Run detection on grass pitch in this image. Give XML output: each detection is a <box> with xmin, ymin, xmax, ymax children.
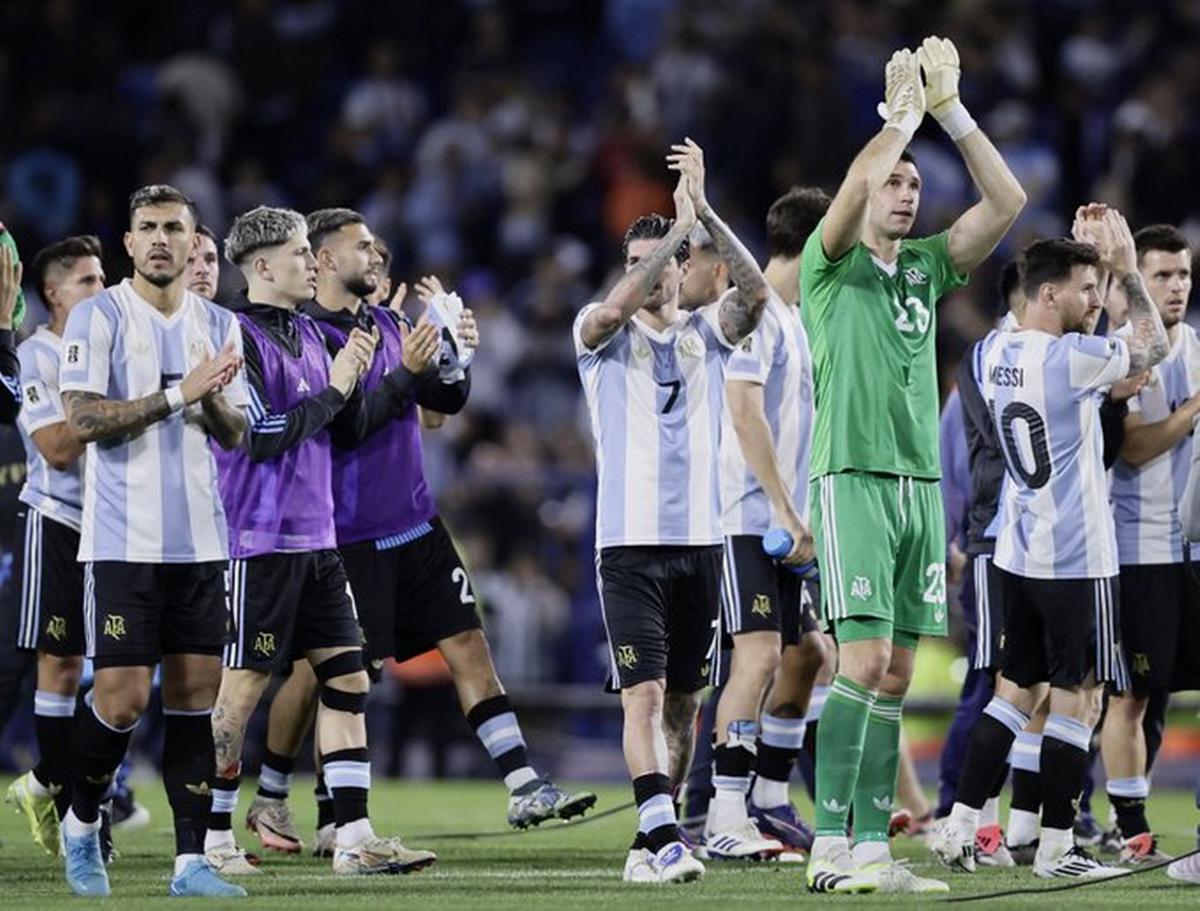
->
<box><xmin>2</xmin><ymin>775</ymin><xmax>1197</xmax><ymax>908</ymax></box>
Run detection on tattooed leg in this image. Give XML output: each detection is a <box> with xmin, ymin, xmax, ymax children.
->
<box><xmin>663</xmin><ymin>690</ymin><xmax>703</xmax><ymax>789</ymax></box>
<box><xmin>211</xmin><ymin>669</ymin><xmax>271</xmax><ymax>778</ymax></box>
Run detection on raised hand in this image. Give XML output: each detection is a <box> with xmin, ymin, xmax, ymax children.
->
<box><xmin>671</xmin><ymin>170</ymin><xmax>697</xmax><ymax>232</ymax></box>
<box><xmin>876</xmin><ymin>48</ymin><xmax>926</xmax><ymax>139</ymax></box>
<box><xmin>0</xmin><ymin>240</ymin><xmax>23</xmax><ymax>330</ymax></box>
<box><xmin>917</xmin><ymin>36</ymin><xmax>961</xmax><ymax>117</ymax></box>
<box><xmin>666</xmin><ymin>137</ymin><xmax>709</xmax><ymax>217</ymax></box>
<box><xmin>457</xmin><ymin>308</ymin><xmax>479</xmax><ymax>351</ymax></box>
<box><xmin>400</xmin><ymin>318</ymin><xmax>440</xmax><ymax>373</ymax></box>
<box><xmin>415</xmin><ymin>275</ymin><xmax>446</xmax><ymax>304</ymax></box>
<box><xmin>330</xmin><ymin>327</ymin><xmax>377</xmax><ymax>395</ymax></box>
<box><xmin>387</xmin><ymin>281</ymin><xmax>408</xmax><ymax>316</ymax></box>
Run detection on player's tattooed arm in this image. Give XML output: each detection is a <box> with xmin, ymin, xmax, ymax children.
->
<box><xmin>701</xmin><ymin>211</ymin><xmax>770</xmax><ymax>343</ymax></box>
<box><xmin>201</xmin><ymin>393</ymin><xmax>247</xmax><ymax>451</ymax></box>
<box><xmin>667</xmin><ymin>138</ymin><xmax>769</xmax><ymax>342</ymax></box>
<box><xmin>1122</xmin><ymin>271</ymin><xmax>1170</xmax><ymax>374</ymax></box>
<box><xmin>62</xmin><ymin>390</ymin><xmax>172</xmax><ymax>443</ymax></box>
<box><xmin>579</xmin><ymin>174</ymin><xmax>696</xmax><ymax>350</ymax></box>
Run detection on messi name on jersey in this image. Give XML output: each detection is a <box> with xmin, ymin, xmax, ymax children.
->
<box><xmin>988</xmin><ymin>364</ymin><xmax>1025</xmax><ymax>388</ymax></box>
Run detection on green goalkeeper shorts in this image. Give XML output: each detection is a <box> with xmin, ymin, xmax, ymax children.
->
<box><xmin>810</xmin><ymin>471</ymin><xmax>948</xmax><ymax>638</ymax></box>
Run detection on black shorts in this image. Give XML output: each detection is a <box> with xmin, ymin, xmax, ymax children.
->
<box><xmin>224</xmin><ymin>551</ymin><xmax>363</xmax><ymax>673</ymax></box>
<box><xmin>14</xmin><ymin>507</ymin><xmax>85</xmax><ymax>656</ymax></box>
<box><xmin>970</xmin><ymin>554</ymin><xmax>1006</xmax><ymax>672</ymax></box>
<box><xmin>597</xmin><ymin>545</ymin><xmax>722</xmax><ymax>692</ymax></box>
<box><xmin>340</xmin><ymin>518</ymin><xmax>481</xmax><ymax>668</ymax></box>
<box><xmin>1117</xmin><ymin>563</ymin><xmax>1200</xmax><ymax>694</ymax></box>
<box><xmin>997</xmin><ymin>568</ymin><xmax>1128</xmax><ymax>690</ymax></box>
<box><xmin>86</xmin><ymin>560</ymin><xmax>228</xmax><ymax>669</ymax></box>
<box><xmin>720</xmin><ymin>535</ymin><xmax>818</xmax><ymax>648</ymax></box>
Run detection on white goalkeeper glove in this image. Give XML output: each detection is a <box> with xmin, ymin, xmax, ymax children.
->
<box><xmin>917</xmin><ymin>36</ymin><xmax>977</xmax><ymax>141</ymax></box>
<box><xmin>423</xmin><ymin>289</ymin><xmax>474</xmax><ymax>382</ymax></box>
<box><xmin>874</xmin><ymin>49</ymin><xmax>926</xmax><ymax>142</ymax></box>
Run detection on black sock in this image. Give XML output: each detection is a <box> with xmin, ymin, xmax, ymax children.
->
<box><xmin>956</xmin><ymin>713</ymin><xmax>1018</xmax><ymax>810</ymax></box>
<box><xmin>712</xmin><ymin>742</ymin><xmax>754</xmax><ymax>780</ymax></box>
<box><xmin>1011</xmin><ymin>768</ymin><xmax>1041</xmax><ymax>813</ymax></box>
<box><xmin>33</xmin><ymin>700</ymin><xmax>77</xmax><ymax>820</ymax></box>
<box><xmin>208</xmin><ymin>776</ymin><xmax>239</xmax><ymax>834</ymax></box>
<box><xmin>315</xmin><ymin>773</ymin><xmax>335</xmax><ymax>829</ymax></box>
<box><xmin>1111</xmin><ymin>795</ymin><xmax>1150</xmax><ymax>838</ymax></box>
<box><xmin>1143</xmin><ymin>689</ymin><xmax>1169</xmax><ymax>773</ymax></box>
<box><xmin>71</xmin><ymin>702</ymin><xmax>135</xmax><ymax>825</ymax></box>
<box><xmin>163</xmin><ymin>710</ymin><xmax>215</xmax><ymax>855</ymax></box>
<box><xmin>1040</xmin><ymin>737</ymin><xmax>1089</xmax><ymax>830</ymax></box>
<box><xmin>989</xmin><ymin>761</ymin><xmax>1010</xmax><ymax>799</ymax></box>
<box><xmin>755</xmin><ymin>741</ymin><xmax>795</xmax><ymax>784</ymax></box>
<box><xmin>322</xmin><ymin>748</ymin><xmax>370</xmax><ymax>826</ymax></box>
<box><xmin>797</xmin><ymin>720</ymin><xmax>818</xmax><ymax>800</ymax></box>
<box><xmin>257</xmin><ymin>749</ymin><xmax>295</xmax><ymax>800</ymax></box>
<box><xmin>465</xmin><ymin>694</ymin><xmax>533</xmax><ymax>780</ymax></box>
<box><xmin>633</xmin><ymin>772</ymin><xmax>678</xmax><ymax>853</ymax></box>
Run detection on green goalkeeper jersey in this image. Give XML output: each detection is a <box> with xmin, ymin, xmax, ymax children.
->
<box><xmin>801</xmin><ymin>219</ymin><xmax>967</xmax><ymax>480</ymax></box>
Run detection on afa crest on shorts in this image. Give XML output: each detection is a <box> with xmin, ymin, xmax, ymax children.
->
<box><xmin>616</xmin><ymin>644</ymin><xmax>638</xmax><ymax>670</ymax></box>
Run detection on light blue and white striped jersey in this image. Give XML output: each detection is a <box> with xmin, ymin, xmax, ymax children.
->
<box><xmin>719</xmin><ymin>290</ymin><xmax>814</xmax><ymax>535</ymax></box>
<box><xmin>1110</xmin><ymin>324</ymin><xmax>1200</xmax><ymax>564</ymax></box>
<box><xmin>17</xmin><ymin>327</ymin><xmax>83</xmax><ymax>530</ymax></box>
<box><xmin>59</xmin><ymin>280</ymin><xmax>249</xmax><ymax>563</ymax></box>
<box><xmin>979</xmin><ymin>328</ymin><xmax>1129</xmax><ymax>579</ymax></box>
<box><xmin>574</xmin><ymin>298</ymin><xmax>734</xmax><ymax>548</ymax></box>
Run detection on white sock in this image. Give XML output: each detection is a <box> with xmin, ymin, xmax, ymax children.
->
<box><xmin>948</xmin><ymin>801</ymin><xmax>981</xmax><ymax>837</ymax></box>
<box><xmin>504</xmin><ymin>768</ymin><xmax>539</xmax><ymax>792</ymax></box>
<box><xmin>708</xmin><ymin>789</ymin><xmax>748</xmax><ymax>832</ymax></box>
<box><xmin>750</xmin><ymin>776</ymin><xmax>788</xmax><ymax>809</ymax></box>
<box><xmin>810</xmin><ymin>834</ymin><xmax>848</xmax><ymax>862</ymax></box>
<box><xmin>174</xmin><ymin>853</ymin><xmax>201</xmax><ymax>876</ymax></box>
<box><xmin>204</xmin><ymin>828</ymin><xmax>236</xmax><ymax>852</ymax></box>
<box><xmin>851</xmin><ymin>840</ymin><xmax>891</xmax><ymax>866</ymax></box>
<box><xmin>1006</xmin><ymin>808</ymin><xmax>1039</xmax><ymax>846</ymax></box>
<box><xmin>1037</xmin><ymin>825</ymin><xmax>1073</xmax><ymax>861</ymax></box>
<box><xmin>27</xmin><ymin>772</ymin><xmax>52</xmax><ymax>797</ymax></box>
<box><xmin>981</xmin><ymin>797</ymin><xmax>1000</xmax><ymax>828</ymax></box>
<box><xmin>63</xmin><ymin>809</ymin><xmax>100</xmax><ymax>839</ymax></box>
<box><xmin>336</xmin><ymin>817</ymin><xmax>375</xmax><ymax>848</ymax></box>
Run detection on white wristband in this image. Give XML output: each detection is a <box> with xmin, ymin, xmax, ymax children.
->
<box><xmin>933</xmin><ymin>100</ymin><xmax>978</xmax><ymax>141</ymax></box>
<box><xmin>165</xmin><ymin>385</ymin><xmax>186</xmax><ymax>413</ymax></box>
<box><xmin>885</xmin><ymin>109</ymin><xmax>922</xmax><ymax>142</ymax></box>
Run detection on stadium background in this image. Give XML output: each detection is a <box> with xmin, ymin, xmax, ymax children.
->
<box><xmin>0</xmin><ymin>0</ymin><xmax>1197</xmax><ymax>786</ymax></box>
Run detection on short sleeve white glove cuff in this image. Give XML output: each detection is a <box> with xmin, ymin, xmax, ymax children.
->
<box><xmin>885</xmin><ymin>109</ymin><xmax>923</xmax><ymax>142</ymax></box>
<box><xmin>933</xmin><ymin>101</ymin><xmax>978</xmax><ymax>141</ymax></box>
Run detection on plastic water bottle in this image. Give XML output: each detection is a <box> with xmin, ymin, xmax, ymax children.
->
<box><xmin>762</xmin><ymin>529</ymin><xmax>819</xmax><ymax>580</ymax></box>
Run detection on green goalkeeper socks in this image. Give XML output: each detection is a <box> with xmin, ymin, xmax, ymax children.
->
<box><xmin>853</xmin><ymin>693</ymin><xmax>903</xmax><ymax>843</ymax></box>
<box><xmin>813</xmin><ymin>675</ymin><xmax>875</xmax><ymax>836</ymax></box>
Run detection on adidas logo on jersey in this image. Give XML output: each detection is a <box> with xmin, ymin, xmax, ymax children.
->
<box><xmin>297</xmin><ymin>377</ymin><xmax>311</xmax><ymax>394</ymax></box>
<box><xmin>850</xmin><ymin>576</ymin><xmax>873</xmax><ymax>601</ymax></box>
<box><xmin>904</xmin><ymin>268</ymin><xmax>928</xmax><ymax>285</ymax></box>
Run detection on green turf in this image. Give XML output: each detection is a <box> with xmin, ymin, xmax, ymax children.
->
<box><xmin>2</xmin><ymin>775</ymin><xmax>1197</xmax><ymax>908</ymax></box>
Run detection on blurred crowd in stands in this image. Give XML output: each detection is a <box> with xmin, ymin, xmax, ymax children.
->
<box><xmin>1</xmin><ymin>0</ymin><xmax>1198</xmax><ymax>691</ymax></box>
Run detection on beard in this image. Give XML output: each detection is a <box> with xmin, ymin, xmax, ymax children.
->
<box><xmin>136</xmin><ymin>262</ymin><xmax>183</xmax><ymax>288</ymax></box>
<box><xmin>344</xmin><ymin>272</ymin><xmax>378</xmax><ymax>299</ymax></box>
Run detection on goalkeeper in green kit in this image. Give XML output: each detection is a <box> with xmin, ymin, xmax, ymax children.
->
<box><xmin>802</xmin><ymin>38</ymin><xmax>1026</xmax><ymax>894</ymax></box>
